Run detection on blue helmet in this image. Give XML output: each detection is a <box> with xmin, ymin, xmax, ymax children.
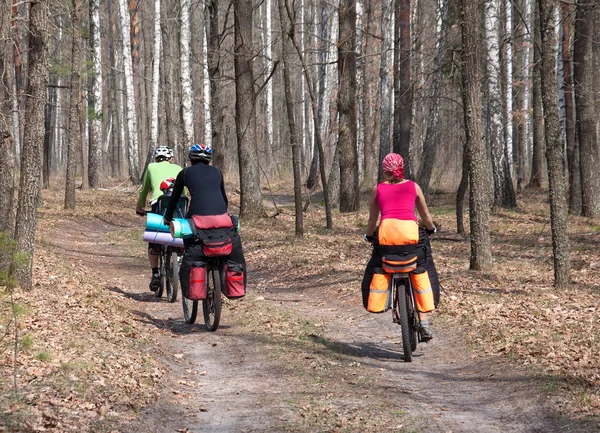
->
<box><xmin>189</xmin><ymin>143</ymin><xmax>212</xmax><ymax>163</ymax></box>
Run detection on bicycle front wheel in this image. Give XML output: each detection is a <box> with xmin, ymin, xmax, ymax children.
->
<box><xmin>165</xmin><ymin>249</ymin><xmax>179</xmax><ymax>303</ymax></box>
<box><xmin>155</xmin><ymin>249</ymin><xmax>165</xmax><ymax>298</ymax></box>
<box><xmin>396</xmin><ymin>282</ymin><xmax>413</xmax><ymax>362</ymax></box>
<box><xmin>202</xmin><ymin>267</ymin><xmax>222</xmax><ymax>332</ymax></box>
<box><xmin>182</xmin><ymin>294</ymin><xmax>198</xmax><ymax>324</ymax></box>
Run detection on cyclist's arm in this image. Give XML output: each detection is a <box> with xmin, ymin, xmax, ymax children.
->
<box><xmin>136</xmin><ymin>168</ymin><xmax>152</xmax><ymax>211</ymax></box>
<box><xmin>365</xmin><ymin>185</ymin><xmax>379</xmax><ymax>237</ymax></box>
<box><xmin>415</xmin><ymin>183</ymin><xmax>435</xmax><ymax>231</ymax></box>
<box><xmin>164</xmin><ymin>170</ymin><xmax>185</xmax><ymax>222</ymax></box>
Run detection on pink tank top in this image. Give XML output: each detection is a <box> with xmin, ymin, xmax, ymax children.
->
<box><xmin>376</xmin><ymin>181</ymin><xmax>418</xmax><ymax>222</ymax></box>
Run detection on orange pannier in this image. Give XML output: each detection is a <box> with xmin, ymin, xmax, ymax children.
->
<box><xmin>367</xmin><ymin>268</ymin><xmax>391</xmax><ymax>313</ymax></box>
<box><xmin>410</xmin><ymin>268</ymin><xmax>435</xmax><ymax>313</ymax></box>
<box><xmin>378</xmin><ymin>219</ymin><xmax>419</xmax><ymax>246</ymax></box>
<box><xmin>382</xmin><ymin>254</ymin><xmax>418</xmax><ymax>274</ymax></box>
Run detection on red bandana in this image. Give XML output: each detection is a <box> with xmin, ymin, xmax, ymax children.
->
<box><xmin>382</xmin><ymin>153</ymin><xmax>405</xmax><ymax>179</ymax></box>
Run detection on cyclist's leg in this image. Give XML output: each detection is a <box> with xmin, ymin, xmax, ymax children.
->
<box><xmin>147</xmin><ymin>202</ymin><xmax>162</xmax><ymax>291</ymax></box>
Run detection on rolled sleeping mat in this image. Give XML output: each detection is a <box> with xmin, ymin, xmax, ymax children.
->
<box><xmin>143</xmin><ymin>230</ymin><xmax>184</xmax><ymax>247</ymax></box>
<box><xmin>146</xmin><ymin>212</ymin><xmax>171</xmax><ymax>233</ymax></box>
<box><xmin>170</xmin><ymin>218</ymin><xmax>194</xmax><ymax>239</ymax></box>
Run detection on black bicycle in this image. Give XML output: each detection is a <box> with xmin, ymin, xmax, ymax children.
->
<box><xmin>182</xmin><ymin>257</ymin><xmax>226</xmax><ymax>331</ymax></box>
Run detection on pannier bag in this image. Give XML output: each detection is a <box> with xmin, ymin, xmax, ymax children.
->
<box><xmin>224</xmin><ymin>261</ymin><xmax>245</xmax><ymax>299</ymax></box>
<box><xmin>378</xmin><ymin>219</ymin><xmax>419</xmax><ymax>246</ymax></box>
<box><xmin>367</xmin><ymin>268</ymin><xmax>391</xmax><ymax>313</ymax></box>
<box><xmin>203</xmin><ymin>237</ymin><xmax>233</xmax><ymax>257</ymax></box>
<box><xmin>188</xmin><ymin>261</ymin><xmax>207</xmax><ymax>300</ymax></box>
<box><xmin>410</xmin><ymin>267</ymin><xmax>435</xmax><ymax>313</ymax></box>
<box><xmin>382</xmin><ymin>254</ymin><xmax>418</xmax><ymax>273</ymax></box>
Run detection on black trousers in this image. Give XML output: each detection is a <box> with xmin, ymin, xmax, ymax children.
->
<box><xmin>361</xmin><ymin>228</ymin><xmax>441</xmax><ymax>309</ymax></box>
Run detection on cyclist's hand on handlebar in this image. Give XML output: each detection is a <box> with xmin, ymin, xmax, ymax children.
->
<box><xmin>363</xmin><ymin>233</ymin><xmax>374</xmax><ymax>243</ymax></box>
<box><xmin>136</xmin><ymin>206</ymin><xmax>146</xmax><ymax>216</ymax></box>
<box><xmin>425</xmin><ymin>225</ymin><xmax>437</xmax><ymax>235</ymax></box>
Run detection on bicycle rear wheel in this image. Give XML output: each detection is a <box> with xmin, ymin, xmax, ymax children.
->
<box><xmin>155</xmin><ymin>249</ymin><xmax>165</xmax><ymax>298</ymax></box>
<box><xmin>202</xmin><ymin>267</ymin><xmax>222</xmax><ymax>331</ymax></box>
<box><xmin>396</xmin><ymin>282</ymin><xmax>413</xmax><ymax>362</ymax></box>
<box><xmin>182</xmin><ymin>294</ymin><xmax>198</xmax><ymax>324</ymax></box>
<box><xmin>165</xmin><ymin>249</ymin><xmax>179</xmax><ymax>302</ymax></box>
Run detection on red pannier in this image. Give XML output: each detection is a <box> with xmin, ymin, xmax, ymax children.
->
<box><xmin>224</xmin><ymin>261</ymin><xmax>245</xmax><ymax>299</ymax></box>
<box><xmin>188</xmin><ymin>262</ymin><xmax>207</xmax><ymax>300</ymax></box>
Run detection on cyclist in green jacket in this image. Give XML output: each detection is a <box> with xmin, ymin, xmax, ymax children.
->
<box><xmin>136</xmin><ymin>146</ymin><xmax>183</xmax><ymax>291</ymax></box>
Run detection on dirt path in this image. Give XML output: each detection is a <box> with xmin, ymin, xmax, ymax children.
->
<box><xmin>48</xmin><ymin>215</ymin><xmax>594</xmax><ymax>433</ymax></box>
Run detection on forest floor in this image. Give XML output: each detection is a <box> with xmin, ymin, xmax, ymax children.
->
<box><xmin>1</xmin><ymin>184</ymin><xmax>599</xmax><ymax>433</ymax></box>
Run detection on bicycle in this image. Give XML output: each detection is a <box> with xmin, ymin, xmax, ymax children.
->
<box><xmin>182</xmin><ymin>257</ymin><xmax>226</xmax><ymax>331</ymax></box>
<box><xmin>381</xmin><ymin>254</ymin><xmax>423</xmax><ymax>362</ymax></box>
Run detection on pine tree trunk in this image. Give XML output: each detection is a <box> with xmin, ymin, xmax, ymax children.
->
<box><xmin>65</xmin><ymin>0</ymin><xmax>84</xmax><ymax>210</ymax></box>
<box><xmin>14</xmin><ymin>0</ymin><xmax>50</xmax><ymax>289</ymax></box>
<box><xmin>338</xmin><ymin>0</ymin><xmax>359</xmax><ymax>212</ymax></box>
<box><xmin>118</xmin><ymin>0</ymin><xmax>140</xmax><ymax>181</ymax></box>
<box><xmin>88</xmin><ymin>0</ymin><xmax>103</xmax><ymax>188</ymax></box>
<box><xmin>529</xmin><ymin>0</ymin><xmax>546</xmax><ymax>189</ymax></box>
<box><xmin>278</xmin><ymin>0</ymin><xmax>303</xmax><ymax>237</ymax></box>
<box><xmin>180</xmin><ymin>0</ymin><xmax>194</xmax><ymax>148</ymax></box>
<box><xmin>461</xmin><ymin>0</ymin><xmax>492</xmax><ymax>270</ymax></box>
<box><xmin>234</xmin><ymin>0</ymin><xmax>264</xmax><ymax>217</ymax></box>
<box><xmin>538</xmin><ymin>0</ymin><xmax>570</xmax><ymax>289</ymax></box>
<box><xmin>573</xmin><ymin>1</ymin><xmax>599</xmax><ymax>218</ymax></box>
<box><xmin>392</xmin><ymin>0</ymin><xmax>412</xmax><ymax>177</ymax></box>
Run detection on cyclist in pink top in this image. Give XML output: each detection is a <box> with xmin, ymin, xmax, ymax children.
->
<box><xmin>362</xmin><ymin>153</ymin><xmax>439</xmax><ymax>341</ymax></box>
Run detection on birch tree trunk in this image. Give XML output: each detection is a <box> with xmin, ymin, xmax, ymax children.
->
<box><xmin>180</xmin><ymin>0</ymin><xmax>194</xmax><ymax>148</ymax></box>
<box><xmin>511</xmin><ymin>0</ymin><xmax>526</xmax><ymax>192</ymax></box>
<box><xmin>88</xmin><ymin>0</ymin><xmax>102</xmax><ymax>188</ymax></box>
<box><xmin>378</xmin><ymin>0</ymin><xmax>392</xmax><ymax>181</ymax></box>
<box><xmin>461</xmin><ymin>0</ymin><xmax>492</xmax><ymax>270</ymax></box>
<box><xmin>118</xmin><ymin>0</ymin><xmax>140</xmax><ymax>181</ymax></box>
<box><xmin>538</xmin><ymin>0</ymin><xmax>570</xmax><ymax>289</ymax></box>
<box><xmin>338</xmin><ymin>0</ymin><xmax>359</xmax><ymax>212</ymax></box>
<box><xmin>234</xmin><ymin>0</ymin><xmax>264</xmax><ymax>217</ymax></box>
<box><xmin>278</xmin><ymin>0</ymin><xmax>303</xmax><ymax>237</ymax></box>
<box><xmin>14</xmin><ymin>0</ymin><xmax>50</xmax><ymax>289</ymax></box>
<box><xmin>266</xmin><ymin>0</ymin><xmax>273</xmax><ymax>151</ymax></box>
<box><xmin>573</xmin><ymin>0</ymin><xmax>599</xmax><ymax>218</ymax></box>
<box><xmin>65</xmin><ymin>0</ymin><xmax>84</xmax><ymax>210</ymax></box>
<box><xmin>149</xmin><ymin>0</ymin><xmax>161</xmax><ymax>152</ymax></box>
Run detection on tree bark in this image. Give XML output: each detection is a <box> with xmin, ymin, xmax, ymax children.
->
<box><xmin>392</xmin><ymin>0</ymin><xmax>412</xmax><ymax>178</ymax></box>
<box><xmin>88</xmin><ymin>0</ymin><xmax>103</xmax><ymax>188</ymax></box>
<box><xmin>461</xmin><ymin>0</ymin><xmax>492</xmax><ymax>270</ymax></box>
<box><xmin>278</xmin><ymin>0</ymin><xmax>303</xmax><ymax>237</ymax></box>
<box><xmin>206</xmin><ymin>0</ymin><xmax>225</xmax><ymax>171</ymax></box>
<box><xmin>573</xmin><ymin>0</ymin><xmax>599</xmax><ymax>217</ymax></box>
<box><xmin>529</xmin><ymin>0</ymin><xmax>546</xmax><ymax>189</ymax></box>
<box><xmin>234</xmin><ymin>0</ymin><xmax>264</xmax><ymax>217</ymax></box>
<box><xmin>538</xmin><ymin>0</ymin><xmax>570</xmax><ymax>289</ymax></box>
<box><xmin>180</xmin><ymin>0</ymin><xmax>194</xmax><ymax>148</ymax></box>
<box><xmin>511</xmin><ymin>0</ymin><xmax>527</xmax><ymax>192</ymax></box>
<box><xmin>14</xmin><ymin>0</ymin><xmax>50</xmax><ymax>289</ymax></box>
<box><xmin>65</xmin><ymin>0</ymin><xmax>84</xmax><ymax>210</ymax></box>
<box><xmin>337</xmin><ymin>0</ymin><xmax>359</xmax><ymax>212</ymax></box>
<box><xmin>378</xmin><ymin>0</ymin><xmax>392</xmax><ymax>181</ymax></box>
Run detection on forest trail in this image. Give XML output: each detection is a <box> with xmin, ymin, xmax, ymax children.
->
<box><xmin>47</xmin><ymin>212</ymin><xmax>594</xmax><ymax>433</ymax></box>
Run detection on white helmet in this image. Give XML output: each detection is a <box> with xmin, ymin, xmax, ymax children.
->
<box><xmin>154</xmin><ymin>146</ymin><xmax>173</xmax><ymax>160</ymax></box>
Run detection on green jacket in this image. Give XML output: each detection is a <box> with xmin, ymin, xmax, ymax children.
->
<box><xmin>136</xmin><ymin>161</ymin><xmax>183</xmax><ymax>208</ymax></box>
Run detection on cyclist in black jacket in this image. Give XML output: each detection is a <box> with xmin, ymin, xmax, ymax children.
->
<box><xmin>164</xmin><ymin>144</ymin><xmax>246</xmax><ymax>297</ymax></box>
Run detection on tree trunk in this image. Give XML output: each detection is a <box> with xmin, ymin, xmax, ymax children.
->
<box><xmin>88</xmin><ymin>0</ymin><xmax>103</xmax><ymax>188</ymax></box>
<box><xmin>456</xmin><ymin>141</ymin><xmax>469</xmax><ymax>235</ymax></box>
<box><xmin>511</xmin><ymin>0</ymin><xmax>527</xmax><ymax>192</ymax></box>
<box><xmin>337</xmin><ymin>0</ymin><xmax>359</xmax><ymax>212</ymax></box>
<box><xmin>118</xmin><ymin>0</ymin><xmax>140</xmax><ymax>181</ymax></box>
<box><xmin>538</xmin><ymin>0</ymin><xmax>570</xmax><ymax>289</ymax></box>
<box><xmin>180</xmin><ymin>0</ymin><xmax>194</xmax><ymax>148</ymax></box>
<box><xmin>234</xmin><ymin>0</ymin><xmax>264</xmax><ymax>217</ymax></box>
<box><xmin>65</xmin><ymin>0</ymin><xmax>84</xmax><ymax>210</ymax></box>
<box><xmin>529</xmin><ymin>0</ymin><xmax>546</xmax><ymax>189</ymax></box>
<box><xmin>0</xmin><ymin>3</ymin><xmax>15</xmax><ymax>235</ymax></box>
<box><xmin>11</xmin><ymin>0</ymin><xmax>22</xmax><ymax>157</ymax></box>
<box><xmin>461</xmin><ymin>0</ymin><xmax>492</xmax><ymax>270</ymax></box>
<box><xmin>14</xmin><ymin>0</ymin><xmax>50</xmax><ymax>289</ymax></box>
<box><xmin>150</xmin><ymin>0</ymin><xmax>161</xmax><ymax>153</ymax></box>
<box><xmin>207</xmin><ymin>0</ymin><xmax>225</xmax><ymax>171</ymax></box>
<box><xmin>43</xmin><ymin>74</ymin><xmax>56</xmax><ymax>189</ymax></box>
<box><xmin>278</xmin><ymin>0</ymin><xmax>303</xmax><ymax>237</ymax></box>
<box><xmin>378</xmin><ymin>0</ymin><xmax>392</xmax><ymax>181</ymax></box>
<box><xmin>392</xmin><ymin>0</ymin><xmax>412</xmax><ymax>178</ymax></box>
<box><xmin>573</xmin><ymin>0</ymin><xmax>599</xmax><ymax>217</ymax></box>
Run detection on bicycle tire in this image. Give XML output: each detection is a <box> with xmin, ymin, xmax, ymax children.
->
<box><xmin>155</xmin><ymin>249</ymin><xmax>165</xmax><ymax>298</ymax></box>
<box><xmin>165</xmin><ymin>249</ymin><xmax>179</xmax><ymax>303</ymax></box>
<box><xmin>182</xmin><ymin>294</ymin><xmax>198</xmax><ymax>324</ymax></box>
<box><xmin>396</xmin><ymin>282</ymin><xmax>413</xmax><ymax>362</ymax></box>
<box><xmin>202</xmin><ymin>267</ymin><xmax>222</xmax><ymax>332</ymax></box>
